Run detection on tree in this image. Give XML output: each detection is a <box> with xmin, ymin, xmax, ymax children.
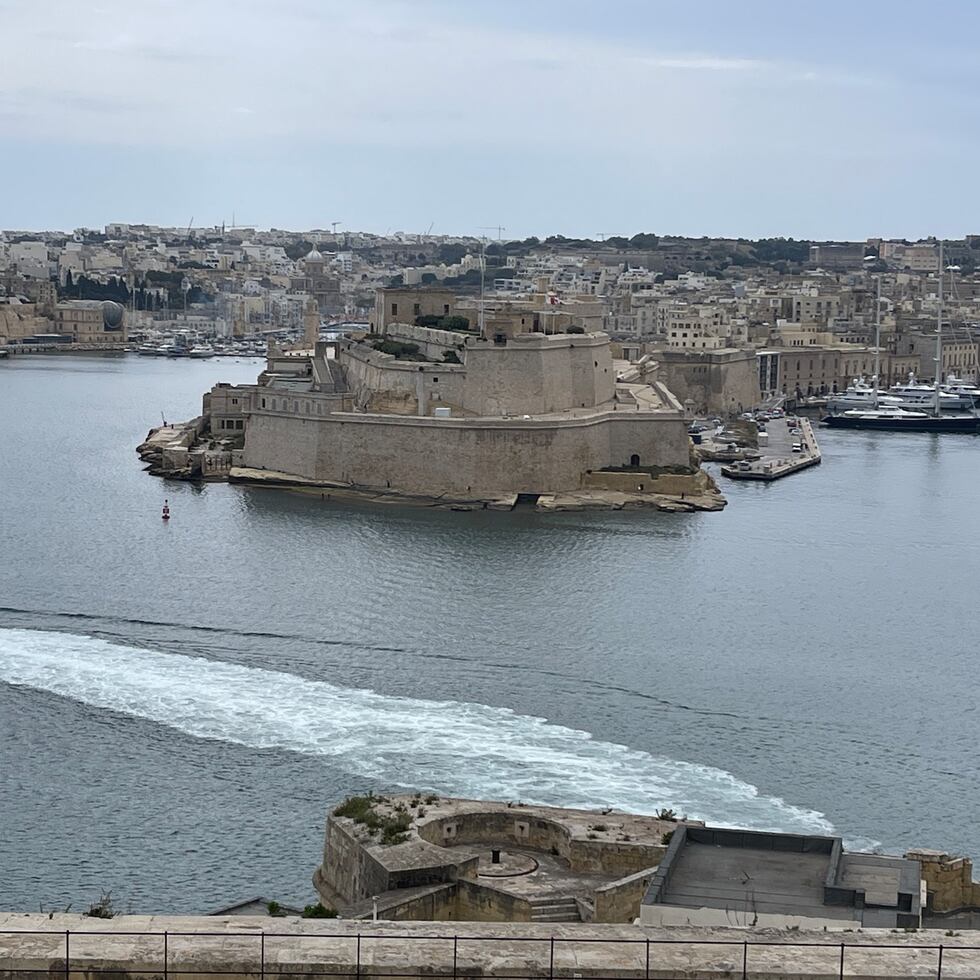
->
<box><xmin>437</xmin><ymin>243</ymin><xmax>468</xmax><ymax>264</ymax></box>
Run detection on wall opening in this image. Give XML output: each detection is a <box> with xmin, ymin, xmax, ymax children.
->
<box><xmin>630</xmin><ymin>454</ymin><xmax>640</xmax><ymax>467</ymax></box>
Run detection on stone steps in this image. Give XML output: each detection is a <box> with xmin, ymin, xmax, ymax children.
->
<box><xmin>529</xmin><ymin>897</ymin><xmax>581</xmax><ymax>923</ymax></box>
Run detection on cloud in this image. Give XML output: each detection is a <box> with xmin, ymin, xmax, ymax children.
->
<box><xmin>642</xmin><ymin>55</ymin><xmax>765</xmax><ymax>71</ymax></box>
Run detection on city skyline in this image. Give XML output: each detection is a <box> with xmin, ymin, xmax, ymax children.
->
<box><xmin>4</xmin><ymin>0</ymin><xmax>979</xmax><ymax>239</ymax></box>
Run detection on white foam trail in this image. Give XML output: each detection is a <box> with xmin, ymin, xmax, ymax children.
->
<box><xmin>0</xmin><ymin>628</ymin><xmax>835</xmax><ymax>834</ymax></box>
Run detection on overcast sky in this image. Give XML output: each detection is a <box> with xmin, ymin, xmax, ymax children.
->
<box><xmin>3</xmin><ymin>0</ymin><xmax>978</xmax><ymax>239</ymax></box>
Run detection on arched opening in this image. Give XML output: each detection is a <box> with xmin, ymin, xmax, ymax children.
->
<box><xmin>630</xmin><ymin>453</ymin><xmax>640</xmax><ymax>467</ymax></box>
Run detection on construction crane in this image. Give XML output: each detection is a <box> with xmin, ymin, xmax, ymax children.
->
<box><xmin>331</xmin><ymin>221</ymin><xmax>342</xmax><ymax>235</ymax></box>
<box><xmin>479</xmin><ymin>225</ymin><xmax>506</xmax><ymax>241</ymax></box>
<box><xmin>186</xmin><ymin>217</ymin><xmax>194</xmax><ymax>242</ymax></box>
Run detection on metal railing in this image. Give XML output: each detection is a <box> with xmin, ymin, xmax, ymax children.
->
<box><xmin>2</xmin><ymin>928</ymin><xmax>979</xmax><ymax>980</ymax></box>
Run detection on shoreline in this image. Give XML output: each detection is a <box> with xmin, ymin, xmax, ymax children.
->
<box><xmin>137</xmin><ymin>422</ymin><xmax>727</xmax><ymax>514</ymax></box>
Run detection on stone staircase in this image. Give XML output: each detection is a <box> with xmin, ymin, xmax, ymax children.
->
<box><xmin>529</xmin><ymin>896</ymin><xmax>581</xmax><ymax>923</ymax></box>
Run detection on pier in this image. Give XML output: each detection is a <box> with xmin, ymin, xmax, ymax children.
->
<box><xmin>721</xmin><ymin>417</ymin><xmax>821</xmax><ymax>481</ymax></box>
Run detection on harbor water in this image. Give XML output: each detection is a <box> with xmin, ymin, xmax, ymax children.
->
<box><xmin>0</xmin><ymin>354</ymin><xmax>978</xmax><ymax>913</ymax></box>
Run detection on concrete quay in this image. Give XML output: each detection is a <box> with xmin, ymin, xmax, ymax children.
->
<box><xmin>721</xmin><ymin>417</ymin><xmax>821</xmax><ymax>482</ymax></box>
<box><xmin>1</xmin><ymin>913</ymin><xmax>978</xmax><ymax>980</ymax></box>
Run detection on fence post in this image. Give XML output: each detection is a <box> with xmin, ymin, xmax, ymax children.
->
<box><xmin>839</xmin><ymin>942</ymin><xmax>845</xmax><ymax>980</ymax></box>
<box><xmin>742</xmin><ymin>940</ymin><xmax>747</xmax><ymax>980</ymax></box>
<box><xmin>65</xmin><ymin>930</ymin><xmax>70</xmax><ymax>980</ymax></box>
<box><xmin>356</xmin><ymin>934</ymin><xmax>361</xmax><ymax>980</ymax></box>
<box><xmin>260</xmin><ymin>932</ymin><xmax>265</xmax><ymax>980</ymax></box>
<box><xmin>164</xmin><ymin>931</ymin><xmax>168</xmax><ymax>980</ymax></box>
<box><xmin>937</xmin><ymin>944</ymin><xmax>944</xmax><ymax>980</ymax></box>
<box><xmin>549</xmin><ymin>936</ymin><xmax>555</xmax><ymax>980</ymax></box>
<box><xmin>452</xmin><ymin>936</ymin><xmax>457</xmax><ymax>980</ymax></box>
<box><xmin>645</xmin><ymin>938</ymin><xmax>650</xmax><ymax>980</ymax></box>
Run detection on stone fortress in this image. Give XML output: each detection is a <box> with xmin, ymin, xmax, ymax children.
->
<box><xmin>143</xmin><ymin>290</ymin><xmax>725</xmax><ymax>511</ymax></box>
<box><xmin>313</xmin><ymin>794</ymin><xmax>948</xmax><ymax>931</ymax></box>
<box><xmin>314</xmin><ymin>795</ymin><xmax>679</xmax><ymax>924</ymax></box>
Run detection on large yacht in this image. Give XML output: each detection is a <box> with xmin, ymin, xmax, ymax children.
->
<box><xmin>822</xmin><ymin>244</ymin><xmax>978</xmax><ymax>433</ymax></box>
<box><xmin>942</xmin><ymin>375</ymin><xmax>980</xmax><ymax>408</ymax></box>
<box><xmin>823</xmin><ymin>404</ymin><xmax>979</xmax><ymax>433</ymax></box>
<box><xmin>888</xmin><ymin>374</ymin><xmax>972</xmax><ymax>411</ymax></box>
<box><xmin>826</xmin><ymin>377</ymin><xmax>902</xmax><ymax>413</ymax></box>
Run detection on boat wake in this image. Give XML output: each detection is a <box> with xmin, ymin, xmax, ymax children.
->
<box><xmin>0</xmin><ymin>627</ymin><xmax>837</xmax><ymax>836</ymax></box>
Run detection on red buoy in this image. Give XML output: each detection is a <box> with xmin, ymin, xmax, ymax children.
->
<box><xmin>162</xmin><ymin>499</ymin><xmax>171</xmax><ymax>521</ymax></box>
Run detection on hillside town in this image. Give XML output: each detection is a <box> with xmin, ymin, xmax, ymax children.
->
<box><xmin>3</xmin><ymin>226</ymin><xmax>980</xmax><ymax>416</ymax></box>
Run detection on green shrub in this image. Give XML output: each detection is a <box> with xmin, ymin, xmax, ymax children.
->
<box><xmin>302</xmin><ymin>902</ymin><xmax>338</xmax><ymax>919</ymax></box>
<box><xmin>655</xmin><ymin>808</ymin><xmax>677</xmax><ymax>821</ymax></box>
<box><xmin>266</xmin><ymin>900</ymin><xmax>286</xmax><ymax>917</ymax></box>
<box><xmin>661</xmin><ymin>830</ymin><xmax>674</xmax><ymax>845</ymax></box>
<box><xmin>371</xmin><ymin>339</ymin><xmax>423</xmax><ymax>360</ymax></box>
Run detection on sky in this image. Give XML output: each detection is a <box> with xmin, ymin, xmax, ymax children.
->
<box><xmin>2</xmin><ymin>0</ymin><xmax>979</xmax><ymax>240</ymax></box>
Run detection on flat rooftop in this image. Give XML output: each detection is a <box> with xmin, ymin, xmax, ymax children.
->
<box><xmin>659</xmin><ymin>836</ymin><xmax>839</xmax><ymax>920</ymax></box>
<box><xmin>644</xmin><ymin>826</ymin><xmax>921</xmax><ymax>927</ymax></box>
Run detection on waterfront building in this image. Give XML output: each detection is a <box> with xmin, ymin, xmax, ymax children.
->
<box><xmin>53</xmin><ymin>300</ymin><xmax>127</xmax><ymax>345</ymax></box>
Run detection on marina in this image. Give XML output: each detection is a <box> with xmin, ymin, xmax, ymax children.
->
<box><xmin>720</xmin><ymin>417</ymin><xmax>821</xmax><ymax>481</ymax></box>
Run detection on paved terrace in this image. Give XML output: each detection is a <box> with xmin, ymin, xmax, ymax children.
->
<box><xmin>1</xmin><ymin>914</ymin><xmax>979</xmax><ymax>980</ymax></box>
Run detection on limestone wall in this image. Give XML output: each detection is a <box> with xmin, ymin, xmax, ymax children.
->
<box><xmin>568</xmin><ymin>839</ymin><xmax>666</xmax><ymax>876</ymax></box>
<box><xmin>7</xmin><ymin>912</ymin><xmax>980</xmax><ymax>980</ymax></box>
<box><xmin>243</xmin><ymin>411</ymin><xmax>690</xmax><ymax>495</ymax></box>
<box><xmin>319</xmin><ymin>819</ymin><xmax>391</xmax><ymax>906</ymax></box>
<box><xmin>385</xmin><ymin>323</ymin><xmax>469</xmax><ymax>360</ymax></box>
<box><xmin>460</xmin><ymin>334</ymin><xmax>615</xmax><ymax>417</ymax></box>
<box><xmin>594</xmin><ymin>866</ymin><xmax>661</xmax><ymax>923</ymax></box>
<box><xmin>418</xmin><ymin>811</ymin><xmax>571</xmax><ymax>855</ymax></box>
<box><xmin>341</xmin><ymin>342</ymin><xmax>466</xmax><ymax>414</ymax></box>
<box><xmin>908</xmin><ymin>850</ymin><xmax>980</xmax><ymax>912</ymax></box>
<box><xmin>455</xmin><ymin>879</ymin><xmax>534</xmax><ymax>922</ymax></box>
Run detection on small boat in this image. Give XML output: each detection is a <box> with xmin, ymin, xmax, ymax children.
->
<box><xmin>137</xmin><ymin>344</ymin><xmax>162</xmax><ymax>356</ymax></box>
<box><xmin>188</xmin><ymin>346</ymin><xmax>214</xmax><ymax>359</ymax></box>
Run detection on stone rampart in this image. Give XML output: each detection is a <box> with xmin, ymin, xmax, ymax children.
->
<box><xmin>3</xmin><ymin>913</ymin><xmax>979</xmax><ymax>980</ymax></box>
<box><xmin>243</xmin><ymin>410</ymin><xmax>690</xmax><ymax>495</ymax></box>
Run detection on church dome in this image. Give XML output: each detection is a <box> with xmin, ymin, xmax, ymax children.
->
<box><xmin>304</xmin><ymin>248</ymin><xmax>324</xmax><ymax>262</ymax></box>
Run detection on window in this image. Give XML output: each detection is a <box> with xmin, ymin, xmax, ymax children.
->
<box><xmin>391</xmin><ymin>303</ymin><xmax>398</xmax><ymax>315</ymax></box>
<box><xmin>231</xmin><ymin>398</ymin><xmax>238</xmax><ymax>405</ymax></box>
<box><xmin>443</xmin><ymin>304</ymin><xmax>450</xmax><ymax>315</ymax></box>
<box><xmin>413</xmin><ymin>303</ymin><xmax>420</xmax><ymax>315</ymax></box>
<box><xmin>433</xmin><ymin>377</ymin><xmax>438</xmax><ymax>383</ymax></box>
<box><xmin>261</xmin><ymin>398</ymin><xmax>266</xmax><ymax>408</ymax></box>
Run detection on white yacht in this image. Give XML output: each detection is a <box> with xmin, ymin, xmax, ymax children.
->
<box><xmin>942</xmin><ymin>375</ymin><xmax>980</xmax><ymax>408</ymax></box>
<box><xmin>826</xmin><ymin>377</ymin><xmax>902</xmax><ymax>413</ymax></box>
<box><xmin>889</xmin><ymin>374</ymin><xmax>971</xmax><ymax>411</ymax></box>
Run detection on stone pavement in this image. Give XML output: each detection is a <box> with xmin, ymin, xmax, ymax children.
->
<box><xmin>1</xmin><ymin>913</ymin><xmax>979</xmax><ymax>979</ymax></box>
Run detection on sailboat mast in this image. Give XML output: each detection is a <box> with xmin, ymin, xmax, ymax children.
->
<box><xmin>935</xmin><ymin>241</ymin><xmax>943</xmax><ymax>417</ymax></box>
<box><xmin>873</xmin><ymin>275</ymin><xmax>881</xmax><ymax>408</ymax></box>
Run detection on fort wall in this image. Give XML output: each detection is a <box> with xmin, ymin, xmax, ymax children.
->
<box><xmin>243</xmin><ymin>410</ymin><xmax>690</xmax><ymax>495</ymax></box>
